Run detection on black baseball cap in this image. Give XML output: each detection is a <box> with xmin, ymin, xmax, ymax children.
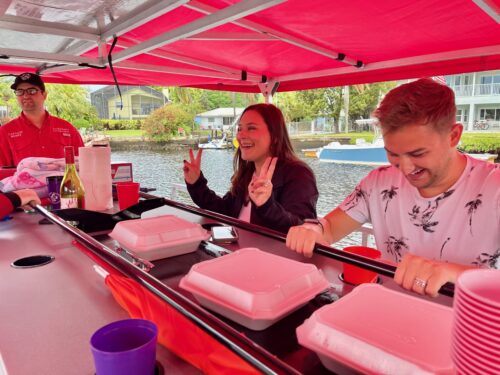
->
<box><xmin>11</xmin><ymin>72</ymin><xmax>45</xmax><ymax>91</ymax></box>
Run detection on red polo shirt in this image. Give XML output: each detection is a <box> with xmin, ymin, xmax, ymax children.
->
<box><xmin>0</xmin><ymin>111</ymin><xmax>84</xmax><ymax>166</ymax></box>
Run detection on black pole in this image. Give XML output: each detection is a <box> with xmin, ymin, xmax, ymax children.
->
<box><xmin>142</xmin><ymin>194</ymin><xmax>455</xmax><ymax>298</ymax></box>
<box><xmin>34</xmin><ymin>204</ymin><xmax>300</xmax><ymax>375</ymax></box>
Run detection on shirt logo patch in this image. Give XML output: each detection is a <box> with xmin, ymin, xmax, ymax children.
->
<box><xmin>8</xmin><ymin>131</ymin><xmax>23</xmax><ymax>138</ymax></box>
<box><xmin>52</xmin><ymin>127</ymin><xmax>69</xmax><ymax>133</ymax></box>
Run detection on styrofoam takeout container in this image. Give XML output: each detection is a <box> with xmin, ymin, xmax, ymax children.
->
<box><xmin>109</xmin><ymin>215</ymin><xmax>209</xmax><ymax>261</ymax></box>
<box><xmin>296</xmin><ymin>284</ymin><xmax>454</xmax><ymax>375</ymax></box>
<box><xmin>179</xmin><ymin>248</ymin><xmax>330</xmax><ymax>330</ymax></box>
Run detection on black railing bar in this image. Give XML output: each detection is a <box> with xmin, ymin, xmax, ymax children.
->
<box><xmin>34</xmin><ymin>204</ymin><xmax>300</xmax><ymax>375</ymax></box>
<box><xmin>143</xmin><ymin>194</ymin><xmax>454</xmax><ymax>298</ymax></box>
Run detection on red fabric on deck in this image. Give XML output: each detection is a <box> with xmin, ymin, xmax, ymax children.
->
<box><xmin>104</xmin><ymin>274</ymin><xmax>260</xmax><ymax>375</ymax></box>
<box><xmin>71</xmin><ymin>242</ymin><xmax>259</xmax><ymax>374</ymax></box>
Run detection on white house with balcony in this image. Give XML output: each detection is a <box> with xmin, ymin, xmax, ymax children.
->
<box><xmin>447</xmin><ymin>70</ymin><xmax>500</xmax><ymax>131</ymax></box>
<box><xmin>196</xmin><ymin>107</ymin><xmax>244</xmax><ymax>130</ymax></box>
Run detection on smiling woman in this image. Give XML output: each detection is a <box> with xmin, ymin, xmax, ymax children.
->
<box><xmin>183</xmin><ymin>103</ymin><xmax>319</xmax><ymax>233</ymax></box>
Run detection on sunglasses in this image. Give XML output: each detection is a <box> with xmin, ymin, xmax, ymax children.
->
<box><xmin>14</xmin><ymin>88</ymin><xmax>41</xmax><ymax>96</ymax></box>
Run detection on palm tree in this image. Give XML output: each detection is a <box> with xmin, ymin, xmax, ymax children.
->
<box><xmin>385</xmin><ymin>236</ymin><xmax>408</xmax><ymax>263</ymax></box>
<box><xmin>465</xmin><ymin>194</ymin><xmax>483</xmax><ymax>234</ymax></box>
<box><xmin>439</xmin><ymin>237</ymin><xmax>451</xmax><ymax>259</ymax></box>
<box><xmin>381</xmin><ymin>186</ymin><xmax>398</xmax><ymax>213</ymax></box>
<box><xmin>473</xmin><ymin>248</ymin><xmax>500</xmax><ymax>268</ymax></box>
<box><xmin>343</xmin><ymin>186</ymin><xmax>367</xmax><ymax>211</ymax></box>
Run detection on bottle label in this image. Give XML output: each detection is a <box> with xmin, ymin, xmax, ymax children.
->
<box><xmin>60</xmin><ymin>197</ymin><xmax>79</xmax><ymax>209</ymax></box>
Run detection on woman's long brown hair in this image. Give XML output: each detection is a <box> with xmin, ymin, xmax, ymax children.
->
<box><xmin>230</xmin><ymin>103</ymin><xmax>302</xmax><ymax>196</ymax></box>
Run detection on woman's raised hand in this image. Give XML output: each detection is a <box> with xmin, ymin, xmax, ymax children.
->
<box><xmin>183</xmin><ymin>148</ymin><xmax>203</xmax><ymax>184</ymax></box>
<box><xmin>248</xmin><ymin>157</ymin><xmax>277</xmax><ymax>207</ymax></box>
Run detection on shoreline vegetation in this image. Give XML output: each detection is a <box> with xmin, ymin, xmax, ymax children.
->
<box><xmin>99</xmin><ymin>130</ymin><xmax>500</xmax><ymax>161</ymax></box>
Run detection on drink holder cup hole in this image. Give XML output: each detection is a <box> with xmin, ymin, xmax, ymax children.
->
<box><xmin>11</xmin><ymin>255</ymin><xmax>55</xmax><ymax>269</ymax></box>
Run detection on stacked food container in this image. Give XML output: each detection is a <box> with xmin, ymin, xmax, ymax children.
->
<box><xmin>297</xmin><ymin>284</ymin><xmax>455</xmax><ymax>374</ymax></box>
<box><xmin>451</xmin><ymin>269</ymin><xmax>500</xmax><ymax>374</ymax></box>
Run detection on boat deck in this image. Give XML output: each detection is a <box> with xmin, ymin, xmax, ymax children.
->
<box><xmin>1</xmin><ymin>201</ymin><xmax>454</xmax><ymax>374</ymax></box>
<box><xmin>0</xmin><ymin>209</ymin><xmax>201</xmax><ymax>375</ymax></box>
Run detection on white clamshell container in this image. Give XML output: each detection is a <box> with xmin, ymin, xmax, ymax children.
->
<box><xmin>179</xmin><ymin>248</ymin><xmax>330</xmax><ymax>331</ymax></box>
<box><xmin>296</xmin><ymin>284</ymin><xmax>455</xmax><ymax>375</ymax></box>
<box><xmin>109</xmin><ymin>215</ymin><xmax>209</xmax><ymax>261</ymax></box>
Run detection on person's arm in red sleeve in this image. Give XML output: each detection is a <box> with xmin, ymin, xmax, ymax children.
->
<box><xmin>0</xmin><ymin>190</ymin><xmax>41</xmax><ymax>217</ymax></box>
<box><xmin>0</xmin><ymin>192</ymin><xmax>19</xmax><ymax>217</ymax></box>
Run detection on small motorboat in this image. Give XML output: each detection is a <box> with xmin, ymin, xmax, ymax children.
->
<box><xmin>302</xmin><ymin>148</ymin><xmax>319</xmax><ymax>158</ymax></box>
<box><xmin>317</xmin><ymin>137</ymin><xmax>389</xmax><ymax>166</ymax></box>
<box><xmin>198</xmin><ymin>135</ymin><xmax>232</xmax><ymax>149</ymax></box>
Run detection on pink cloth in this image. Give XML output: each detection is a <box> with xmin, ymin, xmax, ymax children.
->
<box><xmin>0</xmin><ymin>157</ymin><xmax>67</xmax><ymax>197</ymax></box>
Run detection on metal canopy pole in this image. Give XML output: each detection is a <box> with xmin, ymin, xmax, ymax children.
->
<box><xmin>258</xmin><ymin>80</ymin><xmax>279</xmax><ymax>103</ymax></box>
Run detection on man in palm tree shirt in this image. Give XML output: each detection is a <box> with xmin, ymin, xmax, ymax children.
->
<box><xmin>286</xmin><ymin>78</ymin><xmax>499</xmax><ymax>297</ymax></box>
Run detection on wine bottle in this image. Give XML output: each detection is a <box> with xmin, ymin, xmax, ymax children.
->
<box><xmin>60</xmin><ymin>146</ymin><xmax>85</xmax><ymax>209</ymax></box>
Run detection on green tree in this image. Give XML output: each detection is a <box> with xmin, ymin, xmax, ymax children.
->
<box><xmin>45</xmin><ymin>84</ymin><xmax>99</xmax><ymax>127</ymax></box>
<box><xmin>349</xmin><ymin>82</ymin><xmax>397</xmax><ymax>120</ymax></box>
<box><xmin>275</xmin><ymin>91</ymin><xmax>304</xmax><ymax>122</ymax></box>
<box><xmin>0</xmin><ymin>77</ymin><xmax>20</xmax><ymax>122</ymax></box>
<box><xmin>169</xmin><ymin>87</ymin><xmax>260</xmax><ymax>114</ymax></box>
<box><xmin>276</xmin><ymin>88</ymin><xmax>342</xmax><ymax>122</ymax></box>
<box><xmin>142</xmin><ymin>104</ymin><xmax>194</xmax><ymax>142</ymax></box>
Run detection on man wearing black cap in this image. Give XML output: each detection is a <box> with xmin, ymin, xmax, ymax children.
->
<box><xmin>0</xmin><ymin>72</ymin><xmax>84</xmax><ymax>166</ymax></box>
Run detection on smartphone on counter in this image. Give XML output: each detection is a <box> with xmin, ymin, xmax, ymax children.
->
<box><xmin>211</xmin><ymin>225</ymin><xmax>239</xmax><ymax>243</ymax></box>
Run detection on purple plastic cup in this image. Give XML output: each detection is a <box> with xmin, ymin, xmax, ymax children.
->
<box><xmin>90</xmin><ymin>319</ymin><xmax>158</xmax><ymax>375</ymax></box>
<box><xmin>46</xmin><ymin>175</ymin><xmax>63</xmax><ymax>210</ymax></box>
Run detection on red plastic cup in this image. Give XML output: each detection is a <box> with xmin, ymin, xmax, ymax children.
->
<box><xmin>90</xmin><ymin>319</ymin><xmax>157</xmax><ymax>375</ymax></box>
<box><xmin>116</xmin><ymin>182</ymin><xmax>140</xmax><ymax>210</ymax></box>
<box><xmin>342</xmin><ymin>246</ymin><xmax>382</xmax><ymax>285</ymax></box>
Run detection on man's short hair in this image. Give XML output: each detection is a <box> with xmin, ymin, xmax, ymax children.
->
<box><xmin>10</xmin><ymin>72</ymin><xmax>45</xmax><ymax>91</ymax></box>
<box><xmin>373</xmin><ymin>78</ymin><xmax>456</xmax><ymax>134</ymax></box>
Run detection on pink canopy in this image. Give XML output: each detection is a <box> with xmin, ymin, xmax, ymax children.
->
<box><xmin>0</xmin><ymin>0</ymin><xmax>499</xmax><ymax>93</ymax></box>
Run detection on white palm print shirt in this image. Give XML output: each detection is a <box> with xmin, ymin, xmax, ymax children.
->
<box><xmin>339</xmin><ymin>154</ymin><xmax>500</xmax><ymax>268</ymax></box>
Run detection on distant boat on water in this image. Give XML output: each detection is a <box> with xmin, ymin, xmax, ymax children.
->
<box><xmin>316</xmin><ymin>119</ymin><xmax>388</xmax><ymax>166</ymax></box>
<box><xmin>302</xmin><ymin>148</ymin><xmax>319</xmax><ymax>158</ymax></box>
<box><xmin>302</xmin><ymin>119</ymin><xmax>497</xmax><ymax>166</ymax></box>
<box><xmin>198</xmin><ymin>135</ymin><xmax>232</xmax><ymax>149</ymax></box>
<box><xmin>316</xmin><ymin>139</ymin><xmax>497</xmax><ymax>166</ymax></box>
<box><xmin>317</xmin><ymin>137</ymin><xmax>388</xmax><ymax>166</ymax></box>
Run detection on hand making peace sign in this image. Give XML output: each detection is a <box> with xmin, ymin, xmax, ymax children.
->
<box><xmin>183</xmin><ymin>148</ymin><xmax>203</xmax><ymax>184</ymax></box>
<box><xmin>248</xmin><ymin>157</ymin><xmax>278</xmax><ymax>207</ymax></box>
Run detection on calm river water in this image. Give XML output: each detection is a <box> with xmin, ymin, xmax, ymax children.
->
<box><xmin>111</xmin><ymin>148</ymin><xmax>374</xmax><ymax>217</ymax></box>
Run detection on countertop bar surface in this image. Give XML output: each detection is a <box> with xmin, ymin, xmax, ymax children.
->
<box><xmin>1</xmin><ymin>201</ymin><xmax>453</xmax><ymax>374</ymax></box>
<box><xmin>0</xmin><ymin>208</ymin><xmax>201</xmax><ymax>375</ymax></box>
